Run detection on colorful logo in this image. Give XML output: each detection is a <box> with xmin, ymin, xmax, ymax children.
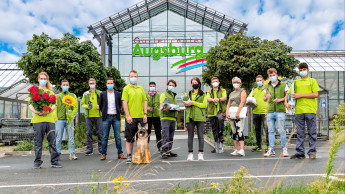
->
<box><xmin>171</xmin><ymin>54</ymin><xmax>208</xmax><ymax>74</ymax></box>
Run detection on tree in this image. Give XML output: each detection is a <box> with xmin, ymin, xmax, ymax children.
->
<box><xmin>202</xmin><ymin>33</ymin><xmax>299</xmax><ymax>91</ymax></box>
<box><xmin>18</xmin><ymin>33</ymin><xmax>126</xmax><ymax>97</ymax></box>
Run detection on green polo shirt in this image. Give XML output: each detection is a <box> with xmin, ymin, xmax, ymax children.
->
<box><xmin>159</xmin><ymin>93</ymin><xmax>177</xmax><ymax>121</ymax></box>
<box><xmin>30</xmin><ymin>89</ymin><xmax>55</xmax><ymax>123</ymax></box>
<box><xmin>122</xmin><ymin>84</ymin><xmax>147</xmax><ymax>118</ymax></box>
<box><xmin>206</xmin><ymin>89</ymin><xmax>227</xmax><ymax>117</ymax></box>
<box><xmin>88</xmin><ymin>91</ymin><xmax>101</xmax><ymax>117</ymax></box>
<box><xmin>252</xmin><ymin>87</ymin><xmax>267</xmax><ymax>114</ymax></box>
<box><xmin>288</xmin><ymin>77</ymin><xmax>320</xmax><ymax>115</ymax></box>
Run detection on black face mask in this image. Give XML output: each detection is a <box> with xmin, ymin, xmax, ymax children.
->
<box><xmin>192</xmin><ymin>84</ymin><xmax>199</xmax><ymax>89</ymax></box>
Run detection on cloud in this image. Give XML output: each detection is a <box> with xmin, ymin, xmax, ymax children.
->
<box><xmin>0</xmin><ymin>51</ymin><xmax>20</xmax><ymax>63</ymax></box>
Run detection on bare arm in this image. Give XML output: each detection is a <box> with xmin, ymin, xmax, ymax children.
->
<box><xmin>123</xmin><ymin>100</ymin><xmax>130</xmax><ymax>118</ymax></box>
<box><xmin>29</xmin><ymin>104</ymin><xmax>40</xmax><ymax>115</ymax></box>
<box><xmin>293</xmin><ymin>91</ymin><xmax>319</xmax><ymax>99</ymax></box>
<box><xmin>143</xmin><ymin>100</ymin><xmax>147</xmax><ymax>114</ymax></box>
<box><xmin>236</xmin><ymin>90</ymin><xmax>247</xmax><ymax>114</ymax></box>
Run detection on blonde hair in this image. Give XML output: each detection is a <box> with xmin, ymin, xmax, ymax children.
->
<box><xmin>232</xmin><ymin>77</ymin><xmax>241</xmax><ymax>83</ymax></box>
<box><xmin>38</xmin><ymin>72</ymin><xmax>53</xmax><ymax>91</ymax></box>
<box><xmin>89</xmin><ymin>78</ymin><xmax>96</xmax><ymax>83</ymax></box>
<box><xmin>267</xmin><ymin>68</ymin><xmax>277</xmax><ymax>75</ymax></box>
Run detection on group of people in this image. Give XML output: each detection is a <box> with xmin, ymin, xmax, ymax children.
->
<box><xmin>29</xmin><ymin>62</ymin><xmax>320</xmax><ymax>169</ymax></box>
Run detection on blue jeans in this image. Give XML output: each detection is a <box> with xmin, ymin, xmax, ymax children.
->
<box><xmin>102</xmin><ymin>116</ymin><xmax>123</xmax><ymax>155</ymax></box>
<box><xmin>55</xmin><ymin>119</ymin><xmax>75</xmax><ymax>156</ymax></box>
<box><xmin>267</xmin><ymin>112</ymin><xmax>287</xmax><ymax>150</ymax></box>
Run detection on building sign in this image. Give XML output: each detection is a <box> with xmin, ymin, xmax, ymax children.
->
<box><xmin>132</xmin><ymin>37</ymin><xmax>208</xmax><ymax>74</ymax></box>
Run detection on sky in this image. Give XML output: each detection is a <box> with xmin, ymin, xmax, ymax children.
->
<box><xmin>0</xmin><ymin>0</ymin><xmax>344</xmax><ymax>63</ymax></box>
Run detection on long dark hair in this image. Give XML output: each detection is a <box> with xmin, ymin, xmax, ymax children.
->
<box><xmin>191</xmin><ymin>77</ymin><xmax>203</xmax><ymax>93</ymax></box>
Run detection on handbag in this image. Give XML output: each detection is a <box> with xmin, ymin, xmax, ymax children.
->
<box><xmin>228</xmin><ymin>106</ymin><xmax>248</xmax><ymax>119</ymax></box>
<box><xmin>246</xmin><ymin>89</ymin><xmax>257</xmax><ymax>107</ymax></box>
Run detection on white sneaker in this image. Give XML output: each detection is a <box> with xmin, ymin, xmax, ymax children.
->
<box><xmin>264</xmin><ymin>148</ymin><xmax>276</xmax><ymax>157</ymax></box>
<box><xmin>238</xmin><ymin>149</ymin><xmax>245</xmax><ymax>156</ymax></box>
<box><xmin>187</xmin><ymin>153</ymin><xmax>194</xmax><ymax>161</ymax></box>
<box><xmin>283</xmin><ymin>147</ymin><xmax>289</xmax><ymax>157</ymax></box>
<box><xmin>230</xmin><ymin>150</ymin><xmax>239</xmax><ymax>156</ymax></box>
<box><xmin>198</xmin><ymin>153</ymin><xmax>204</xmax><ymax>161</ymax></box>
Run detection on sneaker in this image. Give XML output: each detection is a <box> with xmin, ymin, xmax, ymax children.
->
<box><xmin>51</xmin><ymin>162</ymin><xmax>63</xmax><ymax>168</ymax></box>
<box><xmin>168</xmin><ymin>152</ymin><xmax>178</xmax><ymax>157</ymax></box>
<box><xmin>211</xmin><ymin>149</ymin><xmax>216</xmax><ymax>153</ymax></box>
<box><xmin>187</xmin><ymin>153</ymin><xmax>194</xmax><ymax>161</ymax></box>
<box><xmin>251</xmin><ymin>146</ymin><xmax>263</xmax><ymax>152</ymax></box>
<box><xmin>264</xmin><ymin>148</ymin><xmax>276</xmax><ymax>157</ymax></box>
<box><xmin>290</xmin><ymin>153</ymin><xmax>306</xmax><ymax>159</ymax></box>
<box><xmin>85</xmin><ymin>151</ymin><xmax>93</xmax><ymax>156</ymax></box>
<box><xmin>238</xmin><ymin>149</ymin><xmax>245</xmax><ymax>156</ymax></box>
<box><xmin>126</xmin><ymin>154</ymin><xmax>132</xmax><ymax>164</ymax></box>
<box><xmin>33</xmin><ymin>160</ymin><xmax>43</xmax><ymax>169</ymax></box>
<box><xmin>69</xmin><ymin>155</ymin><xmax>78</xmax><ymax>160</ymax></box>
<box><xmin>282</xmin><ymin>147</ymin><xmax>289</xmax><ymax>157</ymax></box>
<box><xmin>219</xmin><ymin>143</ymin><xmax>224</xmax><ymax>153</ymax></box>
<box><xmin>161</xmin><ymin>154</ymin><xmax>169</xmax><ymax>159</ymax></box>
<box><xmin>220</xmin><ymin>139</ymin><xmax>225</xmax><ymax>143</ymax></box>
<box><xmin>309</xmin><ymin>154</ymin><xmax>316</xmax><ymax>159</ymax></box>
<box><xmin>198</xmin><ymin>153</ymin><xmax>204</xmax><ymax>161</ymax></box>
<box><xmin>230</xmin><ymin>150</ymin><xmax>239</xmax><ymax>156</ymax></box>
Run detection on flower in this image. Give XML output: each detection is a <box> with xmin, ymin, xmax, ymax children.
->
<box><xmin>62</xmin><ymin>95</ymin><xmax>76</xmax><ymax>107</ymax></box>
<box><xmin>32</xmin><ymin>93</ymin><xmax>41</xmax><ymax>102</ymax></box>
<box><xmin>112</xmin><ymin>178</ymin><xmax>118</xmax><ymax>183</ymax></box>
<box><xmin>118</xmin><ymin>176</ymin><xmax>123</xmax><ymax>180</ymax></box>
<box><xmin>148</xmin><ymin>90</ymin><xmax>157</xmax><ymax>97</ymax></box>
<box><xmin>216</xmin><ymin>183</ymin><xmax>220</xmax><ymax>186</ymax></box>
<box><xmin>48</xmin><ymin>95</ymin><xmax>56</xmax><ymax>103</ymax></box>
<box><xmin>42</xmin><ymin>92</ymin><xmax>50</xmax><ymax>100</ymax></box>
<box><xmin>114</xmin><ymin>185</ymin><xmax>119</xmax><ymax>190</ymax></box>
<box><xmin>42</xmin><ymin>105</ymin><xmax>52</xmax><ymax>112</ymax></box>
<box><xmin>124</xmin><ymin>183</ymin><xmax>129</xmax><ymax>187</ymax></box>
<box><xmin>29</xmin><ymin>86</ymin><xmax>39</xmax><ymax>93</ymax></box>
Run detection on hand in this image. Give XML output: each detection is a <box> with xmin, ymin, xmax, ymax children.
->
<box><xmin>162</xmin><ymin>107</ymin><xmax>170</xmax><ymax>112</ymax></box>
<box><xmin>148</xmin><ymin>107</ymin><xmax>153</xmax><ymax>112</ymax></box>
<box><xmin>292</xmin><ymin>93</ymin><xmax>302</xmax><ymax>99</ymax></box>
<box><xmin>143</xmin><ymin>115</ymin><xmax>147</xmax><ymax>123</ymax></box>
<box><xmin>285</xmin><ymin>102</ymin><xmax>291</xmax><ymax>109</ymax></box>
<box><xmin>186</xmin><ymin>101</ymin><xmax>193</xmax><ymax>106</ymax></box>
<box><xmin>236</xmin><ymin>113</ymin><xmax>240</xmax><ymax>119</ymax></box>
<box><xmin>126</xmin><ymin>116</ymin><xmax>133</xmax><ymax>124</ymax></box>
<box><xmin>226</xmin><ymin>113</ymin><xmax>230</xmax><ymax>119</ymax></box>
<box><xmin>213</xmin><ymin>99</ymin><xmax>219</xmax><ymax>103</ymax></box>
<box><xmin>88</xmin><ymin>106</ymin><xmax>92</xmax><ymax>110</ymax></box>
<box><xmin>96</xmin><ymin>105</ymin><xmax>99</xmax><ymax>110</ymax></box>
<box><xmin>273</xmin><ymin>98</ymin><xmax>281</xmax><ymax>103</ymax></box>
<box><xmin>266</xmin><ymin>94</ymin><xmax>271</xmax><ymax>100</ymax></box>
<box><xmin>183</xmin><ymin>102</ymin><xmax>190</xmax><ymax>107</ymax></box>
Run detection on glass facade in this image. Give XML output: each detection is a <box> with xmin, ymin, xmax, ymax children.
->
<box><xmin>105</xmin><ymin>11</ymin><xmax>223</xmax><ymax>94</ymax></box>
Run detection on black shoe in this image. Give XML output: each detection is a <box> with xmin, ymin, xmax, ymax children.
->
<box><xmin>85</xmin><ymin>151</ymin><xmax>93</xmax><ymax>156</ymax></box>
<box><xmin>290</xmin><ymin>153</ymin><xmax>306</xmax><ymax>159</ymax></box>
<box><xmin>211</xmin><ymin>149</ymin><xmax>216</xmax><ymax>153</ymax></box>
<box><xmin>251</xmin><ymin>147</ymin><xmax>263</xmax><ymax>152</ymax></box>
<box><xmin>168</xmin><ymin>152</ymin><xmax>178</xmax><ymax>157</ymax></box>
<box><xmin>126</xmin><ymin>154</ymin><xmax>132</xmax><ymax>164</ymax></box>
<box><xmin>33</xmin><ymin>160</ymin><xmax>43</xmax><ymax>169</ymax></box>
<box><xmin>162</xmin><ymin>154</ymin><xmax>169</xmax><ymax>159</ymax></box>
<box><xmin>51</xmin><ymin>162</ymin><xmax>63</xmax><ymax>168</ymax></box>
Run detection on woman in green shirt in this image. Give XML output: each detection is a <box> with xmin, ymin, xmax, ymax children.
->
<box><xmin>184</xmin><ymin>77</ymin><xmax>207</xmax><ymax>161</ymax></box>
<box><xmin>29</xmin><ymin>72</ymin><xmax>61</xmax><ymax>169</ymax></box>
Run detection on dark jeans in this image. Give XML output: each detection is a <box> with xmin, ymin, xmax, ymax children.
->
<box><xmin>86</xmin><ymin>117</ymin><xmax>103</xmax><ymax>153</ymax></box>
<box><xmin>295</xmin><ymin>113</ymin><xmax>317</xmax><ymax>156</ymax></box>
<box><xmin>187</xmin><ymin>119</ymin><xmax>205</xmax><ymax>153</ymax></box>
<box><xmin>125</xmin><ymin>118</ymin><xmax>144</xmax><ymax>143</ymax></box>
<box><xmin>101</xmin><ymin>116</ymin><xmax>123</xmax><ymax>155</ymax></box>
<box><xmin>160</xmin><ymin>119</ymin><xmax>176</xmax><ymax>154</ymax></box>
<box><xmin>33</xmin><ymin>123</ymin><xmax>59</xmax><ymax>165</ymax></box>
<box><xmin>147</xmin><ymin>117</ymin><xmax>162</xmax><ymax>149</ymax></box>
<box><xmin>253</xmin><ymin>114</ymin><xmax>268</xmax><ymax>148</ymax></box>
<box><xmin>209</xmin><ymin>116</ymin><xmax>224</xmax><ymax>142</ymax></box>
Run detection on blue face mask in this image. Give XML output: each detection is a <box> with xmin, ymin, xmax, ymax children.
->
<box><xmin>130</xmin><ymin>77</ymin><xmax>138</xmax><ymax>84</ymax></box>
<box><xmin>299</xmin><ymin>71</ymin><xmax>308</xmax><ymax>77</ymax></box>
<box><xmin>149</xmin><ymin>87</ymin><xmax>155</xmax><ymax>92</ymax></box>
<box><xmin>107</xmin><ymin>84</ymin><xmax>114</xmax><ymax>90</ymax></box>
<box><xmin>257</xmin><ymin>81</ymin><xmax>263</xmax><ymax>87</ymax></box>
<box><xmin>90</xmin><ymin>85</ymin><xmax>95</xmax><ymax>89</ymax></box>
<box><xmin>168</xmin><ymin>86</ymin><xmax>174</xmax><ymax>92</ymax></box>
<box><xmin>269</xmin><ymin>76</ymin><xmax>277</xmax><ymax>83</ymax></box>
<box><xmin>62</xmin><ymin>86</ymin><xmax>69</xmax><ymax>92</ymax></box>
<box><xmin>39</xmin><ymin>80</ymin><xmax>47</xmax><ymax>86</ymax></box>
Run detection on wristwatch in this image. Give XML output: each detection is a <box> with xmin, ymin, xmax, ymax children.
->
<box><xmin>144</xmin><ymin>113</ymin><xmax>147</xmax><ymax>115</ymax></box>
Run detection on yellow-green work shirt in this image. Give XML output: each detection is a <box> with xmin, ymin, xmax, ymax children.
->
<box><xmin>122</xmin><ymin>84</ymin><xmax>147</xmax><ymax>118</ymax></box>
<box><xmin>88</xmin><ymin>91</ymin><xmax>101</xmax><ymax>117</ymax></box>
<box><xmin>30</xmin><ymin>89</ymin><xmax>55</xmax><ymax>123</ymax></box>
<box><xmin>206</xmin><ymin>89</ymin><xmax>227</xmax><ymax>117</ymax></box>
<box><xmin>190</xmin><ymin>91</ymin><xmax>207</xmax><ymax>119</ymax></box>
<box><xmin>288</xmin><ymin>77</ymin><xmax>320</xmax><ymax>115</ymax></box>
<box><xmin>252</xmin><ymin>87</ymin><xmax>267</xmax><ymax>114</ymax></box>
<box><xmin>159</xmin><ymin>93</ymin><xmax>177</xmax><ymax>121</ymax></box>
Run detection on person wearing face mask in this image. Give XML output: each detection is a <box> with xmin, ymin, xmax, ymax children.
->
<box><xmin>98</xmin><ymin>78</ymin><xmax>126</xmax><ymax>160</ymax></box>
<box><xmin>286</xmin><ymin>63</ymin><xmax>320</xmax><ymax>160</ymax></box>
<box><xmin>146</xmin><ymin>82</ymin><xmax>162</xmax><ymax>151</ymax></box>
<box><xmin>251</xmin><ymin>75</ymin><xmax>268</xmax><ymax>152</ymax></box>
<box><xmin>159</xmin><ymin>80</ymin><xmax>179</xmax><ymax>159</ymax></box>
<box><xmin>206</xmin><ymin>77</ymin><xmax>227</xmax><ymax>153</ymax></box>
<box><xmin>185</xmin><ymin>77</ymin><xmax>207</xmax><ymax>161</ymax></box>
<box><xmin>81</xmin><ymin>78</ymin><xmax>103</xmax><ymax>156</ymax></box>
<box><xmin>29</xmin><ymin>72</ymin><xmax>61</xmax><ymax>168</ymax></box>
<box><xmin>122</xmin><ymin>70</ymin><xmax>148</xmax><ymax>164</ymax></box>
<box><xmin>226</xmin><ymin>77</ymin><xmax>247</xmax><ymax>157</ymax></box>
<box><xmin>54</xmin><ymin>79</ymin><xmax>78</xmax><ymax>160</ymax></box>
<box><xmin>263</xmin><ymin>68</ymin><xmax>290</xmax><ymax>158</ymax></box>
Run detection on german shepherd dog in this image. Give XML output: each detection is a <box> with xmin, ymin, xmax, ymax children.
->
<box><xmin>132</xmin><ymin>123</ymin><xmax>151</xmax><ymax>164</ymax></box>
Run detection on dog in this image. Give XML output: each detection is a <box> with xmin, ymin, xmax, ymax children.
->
<box><xmin>132</xmin><ymin>123</ymin><xmax>151</xmax><ymax>164</ymax></box>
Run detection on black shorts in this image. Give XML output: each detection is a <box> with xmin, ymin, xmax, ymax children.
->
<box><xmin>125</xmin><ymin>118</ymin><xmax>144</xmax><ymax>143</ymax></box>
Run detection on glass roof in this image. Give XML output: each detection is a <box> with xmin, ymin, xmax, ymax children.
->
<box><xmin>291</xmin><ymin>51</ymin><xmax>345</xmax><ymax>72</ymax></box>
<box><xmin>88</xmin><ymin>0</ymin><xmax>248</xmax><ymax>42</ymax></box>
<box><xmin>0</xmin><ymin>63</ymin><xmax>26</xmax><ymax>90</ymax></box>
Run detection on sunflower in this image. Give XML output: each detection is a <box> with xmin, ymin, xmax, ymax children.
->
<box><xmin>62</xmin><ymin>95</ymin><xmax>76</xmax><ymax>107</ymax></box>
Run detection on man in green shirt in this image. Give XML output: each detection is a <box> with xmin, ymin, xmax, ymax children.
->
<box><xmin>206</xmin><ymin>77</ymin><xmax>227</xmax><ymax>153</ymax></box>
<box><xmin>286</xmin><ymin>63</ymin><xmax>320</xmax><ymax>160</ymax></box>
<box><xmin>55</xmin><ymin>80</ymin><xmax>78</xmax><ymax>160</ymax></box>
<box><xmin>147</xmin><ymin>81</ymin><xmax>162</xmax><ymax>151</ymax></box>
<box><xmin>81</xmin><ymin>78</ymin><xmax>102</xmax><ymax>156</ymax></box>
<box><xmin>251</xmin><ymin>75</ymin><xmax>268</xmax><ymax>152</ymax></box>
<box><xmin>122</xmin><ymin>70</ymin><xmax>148</xmax><ymax>164</ymax></box>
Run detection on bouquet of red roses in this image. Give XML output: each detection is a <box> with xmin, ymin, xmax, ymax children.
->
<box><xmin>28</xmin><ymin>86</ymin><xmax>56</xmax><ymax>112</ymax></box>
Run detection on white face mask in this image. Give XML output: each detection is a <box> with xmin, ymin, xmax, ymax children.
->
<box><xmin>149</xmin><ymin>87</ymin><xmax>155</xmax><ymax>92</ymax></box>
<box><xmin>212</xmin><ymin>82</ymin><xmax>219</xmax><ymax>87</ymax></box>
<box><xmin>233</xmin><ymin>84</ymin><xmax>240</xmax><ymax>89</ymax></box>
